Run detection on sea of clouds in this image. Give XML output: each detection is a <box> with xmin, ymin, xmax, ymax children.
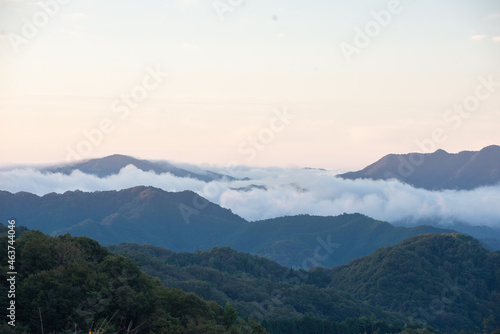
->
<box><xmin>1</xmin><ymin>164</ymin><xmax>500</xmax><ymax>228</ymax></box>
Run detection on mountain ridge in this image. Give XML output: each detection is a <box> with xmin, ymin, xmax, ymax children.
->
<box><xmin>0</xmin><ymin>186</ymin><xmax>466</xmax><ymax>268</ymax></box>
<box><xmin>328</xmin><ymin>233</ymin><xmax>500</xmax><ymax>332</ymax></box>
<box><xmin>339</xmin><ymin>145</ymin><xmax>500</xmax><ymax>190</ymax></box>
<box><xmin>110</xmin><ymin>233</ymin><xmax>500</xmax><ymax>333</ymax></box>
<box><xmin>42</xmin><ymin>154</ymin><xmax>237</xmax><ymax>181</ymax></box>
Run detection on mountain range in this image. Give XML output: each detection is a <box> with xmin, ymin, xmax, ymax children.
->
<box><xmin>3</xmin><ymin>224</ymin><xmax>499</xmax><ymax>333</ymax></box>
<box><xmin>2</xmin><ymin>145</ymin><xmax>500</xmax><ymax>333</ymax></box>
<box><xmin>4</xmin><ymin>145</ymin><xmax>499</xmax><ymax>193</ymax></box>
<box><xmin>42</xmin><ymin>154</ymin><xmax>237</xmax><ymax>182</ymax></box>
<box><xmin>110</xmin><ymin>233</ymin><xmax>500</xmax><ymax>333</ymax></box>
<box><xmin>0</xmin><ymin>185</ymin><xmax>480</xmax><ymax>268</ymax></box>
<box><xmin>339</xmin><ymin>145</ymin><xmax>500</xmax><ymax>190</ymax></box>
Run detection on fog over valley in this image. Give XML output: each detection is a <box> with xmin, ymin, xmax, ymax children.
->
<box><xmin>2</xmin><ymin>163</ymin><xmax>500</xmax><ymax>228</ymax></box>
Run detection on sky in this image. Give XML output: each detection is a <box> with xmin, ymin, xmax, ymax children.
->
<box><xmin>1</xmin><ymin>0</ymin><xmax>500</xmax><ymax>170</ymax></box>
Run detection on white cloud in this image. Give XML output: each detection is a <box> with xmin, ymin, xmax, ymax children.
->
<box><xmin>1</xmin><ymin>165</ymin><xmax>500</xmax><ymax>228</ymax></box>
<box><xmin>470</xmin><ymin>34</ymin><xmax>487</xmax><ymax>41</ymax></box>
<box><xmin>214</xmin><ymin>169</ymin><xmax>500</xmax><ymax>227</ymax></box>
<box><xmin>0</xmin><ymin>165</ymin><xmax>206</xmax><ymax>196</ymax></box>
<box><xmin>492</xmin><ymin>36</ymin><xmax>500</xmax><ymax>43</ymax></box>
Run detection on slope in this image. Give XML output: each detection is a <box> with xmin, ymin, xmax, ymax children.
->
<box><xmin>111</xmin><ymin>233</ymin><xmax>500</xmax><ymax>333</ymax></box>
<box><xmin>0</xmin><ymin>187</ymin><xmax>460</xmax><ymax>268</ymax></box>
<box><xmin>109</xmin><ymin>243</ymin><xmax>404</xmax><ymax>325</ymax></box>
<box><xmin>43</xmin><ymin>154</ymin><xmax>236</xmax><ymax>181</ymax></box>
<box><xmin>0</xmin><ymin>186</ymin><xmax>246</xmax><ymax>249</ymax></box>
<box><xmin>339</xmin><ymin>145</ymin><xmax>500</xmax><ymax>190</ymax></box>
<box><xmin>0</xmin><ymin>187</ymin><xmax>464</xmax><ymax>269</ymax></box>
<box><xmin>0</xmin><ymin>228</ymin><xmax>267</xmax><ymax>333</ymax></box>
<box><xmin>329</xmin><ymin>233</ymin><xmax>500</xmax><ymax>333</ymax></box>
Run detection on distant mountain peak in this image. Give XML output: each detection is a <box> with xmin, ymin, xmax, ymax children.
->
<box><xmin>104</xmin><ymin>153</ymin><xmax>131</xmax><ymax>159</ymax></box>
<box><xmin>42</xmin><ymin>154</ymin><xmax>237</xmax><ymax>182</ymax></box>
<box><xmin>339</xmin><ymin>145</ymin><xmax>500</xmax><ymax>190</ymax></box>
<box><xmin>480</xmin><ymin>144</ymin><xmax>500</xmax><ymax>152</ymax></box>
<box><xmin>433</xmin><ymin>148</ymin><xmax>448</xmax><ymax>154</ymax></box>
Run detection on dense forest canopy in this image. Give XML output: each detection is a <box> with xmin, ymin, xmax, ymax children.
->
<box><xmin>2</xmin><ymin>224</ymin><xmax>499</xmax><ymax>333</ymax></box>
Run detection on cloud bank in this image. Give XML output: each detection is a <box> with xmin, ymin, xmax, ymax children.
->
<box><xmin>1</xmin><ymin>165</ymin><xmax>500</xmax><ymax>228</ymax></box>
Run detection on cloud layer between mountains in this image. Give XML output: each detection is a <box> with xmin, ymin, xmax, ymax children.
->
<box><xmin>1</xmin><ymin>165</ymin><xmax>499</xmax><ymax>227</ymax></box>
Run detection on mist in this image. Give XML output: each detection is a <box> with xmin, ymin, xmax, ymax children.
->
<box><xmin>1</xmin><ymin>165</ymin><xmax>500</xmax><ymax>228</ymax></box>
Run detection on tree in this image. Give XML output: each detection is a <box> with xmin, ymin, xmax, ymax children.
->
<box><xmin>223</xmin><ymin>302</ymin><xmax>238</xmax><ymax>328</ymax></box>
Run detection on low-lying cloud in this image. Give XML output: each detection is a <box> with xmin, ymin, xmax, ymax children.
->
<box><xmin>1</xmin><ymin>165</ymin><xmax>500</xmax><ymax>228</ymax></box>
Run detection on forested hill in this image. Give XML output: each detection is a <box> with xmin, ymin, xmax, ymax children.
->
<box><xmin>0</xmin><ymin>186</ymin><xmax>459</xmax><ymax>268</ymax></box>
<box><xmin>329</xmin><ymin>233</ymin><xmax>500</xmax><ymax>333</ymax></box>
<box><xmin>0</xmin><ymin>228</ymin><xmax>267</xmax><ymax>333</ymax></box>
<box><xmin>109</xmin><ymin>243</ymin><xmax>404</xmax><ymax>325</ymax></box>
<box><xmin>2</xmin><ymin>224</ymin><xmax>499</xmax><ymax>333</ymax></box>
<box><xmin>111</xmin><ymin>233</ymin><xmax>500</xmax><ymax>333</ymax></box>
<box><xmin>232</xmin><ymin>215</ymin><xmax>456</xmax><ymax>268</ymax></box>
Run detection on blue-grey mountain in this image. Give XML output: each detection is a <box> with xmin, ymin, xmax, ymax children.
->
<box><xmin>0</xmin><ymin>186</ymin><xmax>461</xmax><ymax>268</ymax></box>
<box><xmin>339</xmin><ymin>145</ymin><xmax>500</xmax><ymax>190</ymax></box>
<box><xmin>43</xmin><ymin>154</ymin><xmax>236</xmax><ymax>181</ymax></box>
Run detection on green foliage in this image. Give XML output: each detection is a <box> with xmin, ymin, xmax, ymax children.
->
<box><xmin>0</xmin><ymin>230</ymin><xmax>267</xmax><ymax>333</ymax></box>
<box><xmin>111</xmin><ymin>234</ymin><xmax>500</xmax><ymax>333</ymax></box>
<box><xmin>329</xmin><ymin>234</ymin><xmax>500</xmax><ymax>333</ymax></box>
<box><xmin>223</xmin><ymin>302</ymin><xmax>239</xmax><ymax>328</ymax></box>
<box><xmin>262</xmin><ymin>316</ymin><xmax>404</xmax><ymax>334</ymax></box>
<box><xmin>110</xmin><ymin>243</ymin><xmax>401</xmax><ymax>324</ymax></box>
<box><xmin>2</xmin><ymin>223</ymin><xmax>497</xmax><ymax>333</ymax></box>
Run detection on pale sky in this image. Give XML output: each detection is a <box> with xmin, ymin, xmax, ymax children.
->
<box><xmin>1</xmin><ymin>0</ymin><xmax>499</xmax><ymax>170</ymax></box>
